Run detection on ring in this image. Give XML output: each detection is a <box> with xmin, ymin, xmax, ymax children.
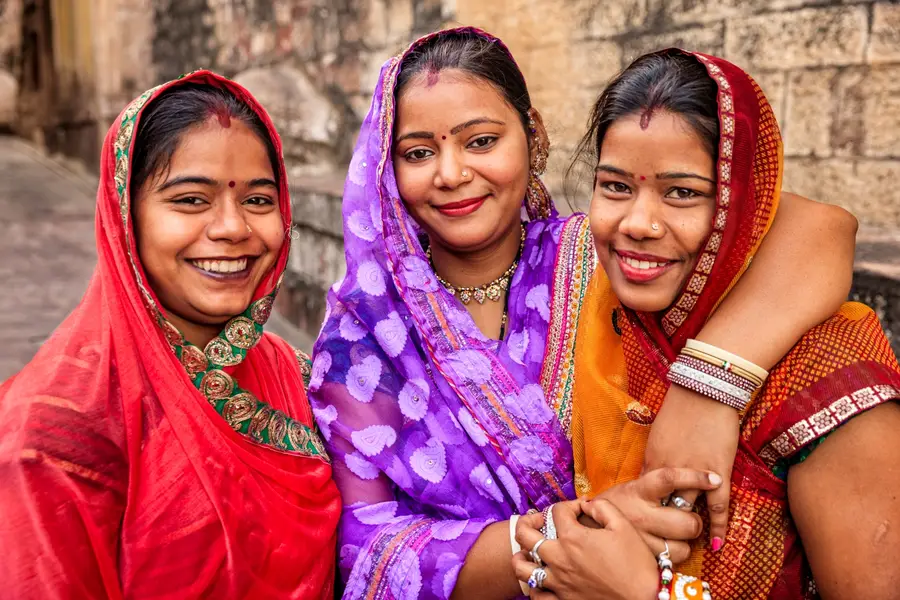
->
<box><xmin>671</xmin><ymin>496</ymin><xmax>693</xmax><ymax>510</ymax></box>
<box><xmin>540</xmin><ymin>505</ymin><xmax>558</xmax><ymax>540</ymax></box>
<box><xmin>527</xmin><ymin>566</ymin><xmax>548</xmax><ymax>589</ymax></box>
<box><xmin>661</xmin><ymin>495</ymin><xmax>671</xmax><ymax>507</ymax></box>
<box><xmin>657</xmin><ymin>539</ymin><xmax>673</xmax><ymax>570</ymax></box>
<box><xmin>529</xmin><ymin>537</ymin><xmax>547</xmax><ymax>567</ymax></box>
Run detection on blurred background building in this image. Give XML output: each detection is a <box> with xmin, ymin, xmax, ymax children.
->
<box><xmin>0</xmin><ymin>0</ymin><xmax>897</xmax><ymax>375</ymax></box>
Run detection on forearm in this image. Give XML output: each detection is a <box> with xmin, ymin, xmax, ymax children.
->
<box><xmin>699</xmin><ymin>193</ymin><xmax>856</xmax><ymax>368</ymax></box>
<box><xmin>451</xmin><ymin>521</ymin><xmax>522</xmax><ymax>600</ymax></box>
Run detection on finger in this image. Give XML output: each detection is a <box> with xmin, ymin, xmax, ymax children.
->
<box><xmin>639</xmin><ymin>532</ymin><xmax>691</xmax><ymax>564</ymax></box>
<box><xmin>638</xmin><ymin>467</ymin><xmax>723</xmax><ymax>500</ymax></box>
<box><xmin>512</xmin><ymin>553</ymin><xmax>556</xmax><ymax>593</ymax></box>
<box><xmin>515</xmin><ymin>524</ymin><xmax>563</xmax><ymax>565</ymax></box>
<box><xmin>705</xmin><ymin>476</ymin><xmax>732</xmax><ymax>552</ymax></box>
<box><xmin>518</xmin><ymin>510</ymin><xmax>545</xmax><ymax>531</ymax></box>
<box><xmin>549</xmin><ymin>500</ymin><xmax>582</xmax><ymax>537</ymax></box>
<box><xmin>580</xmin><ymin>498</ymin><xmax>627</xmax><ymax>531</ymax></box>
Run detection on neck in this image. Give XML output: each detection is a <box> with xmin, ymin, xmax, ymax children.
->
<box><xmin>165</xmin><ymin>312</ymin><xmax>223</xmax><ymax>349</ymax></box>
<box><xmin>429</xmin><ymin>221</ymin><xmax>524</xmax><ymax>288</ymax></box>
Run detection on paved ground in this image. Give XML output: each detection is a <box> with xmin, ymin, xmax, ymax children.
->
<box><xmin>0</xmin><ymin>136</ymin><xmax>97</xmax><ymax>381</ymax></box>
<box><xmin>0</xmin><ymin>136</ymin><xmax>311</xmax><ymax>382</ymax></box>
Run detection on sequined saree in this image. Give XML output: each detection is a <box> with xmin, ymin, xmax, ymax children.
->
<box><xmin>570</xmin><ymin>51</ymin><xmax>900</xmax><ymax>599</ymax></box>
<box><xmin>0</xmin><ymin>72</ymin><xmax>340</xmax><ymax>598</ymax></box>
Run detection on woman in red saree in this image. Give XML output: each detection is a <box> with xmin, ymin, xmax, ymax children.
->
<box><xmin>0</xmin><ymin>71</ymin><xmax>340</xmax><ymax>598</ymax></box>
<box><xmin>514</xmin><ymin>50</ymin><xmax>900</xmax><ymax>599</ymax></box>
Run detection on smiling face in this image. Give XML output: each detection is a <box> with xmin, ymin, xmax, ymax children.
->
<box><xmin>590</xmin><ymin>110</ymin><xmax>717</xmax><ymax>313</ymax></box>
<box><xmin>132</xmin><ymin>117</ymin><xmax>284</xmax><ymax>342</ymax></box>
<box><xmin>392</xmin><ymin>70</ymin><xmax>538</xmax><ymax>255</ymax></box>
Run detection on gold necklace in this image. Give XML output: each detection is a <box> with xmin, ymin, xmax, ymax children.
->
<box><xmin>426</xmin><ymin>225</ymin><xmax>526</xmax><ymax>305</ymax></box>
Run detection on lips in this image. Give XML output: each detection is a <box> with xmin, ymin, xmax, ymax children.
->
<box><xmin>188</xmin><ymin>256</ymin><xmax>257</xmax><ymax>281</ymax></box>
<box><xmin>434</xmin><ymin>195</ymin><xmax>488</xmax><ymax>217</ymax></box>
<box><xmin>613</xmin><ymin>249</ymin><xmax>678</xmax><ymax>284</ymax></box>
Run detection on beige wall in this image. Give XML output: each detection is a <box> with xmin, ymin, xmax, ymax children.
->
<box><xmin>455</xmin><ymin>0</ymin><xmax>900</xmax><ymax>225</ymax></box>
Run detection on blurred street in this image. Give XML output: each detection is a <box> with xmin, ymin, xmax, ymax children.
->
<box><xmin>0</xmin><ymin>136</ymin><xmax>96</xmax><ymax>380</ymax></box>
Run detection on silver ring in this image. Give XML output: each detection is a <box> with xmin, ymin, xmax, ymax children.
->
<box><xmin>660</xmin><ymin>495</ymin><xmax>671</xmax><ymax>507</ymax></box>
<box><xmin>529</xmin><ymin>537</ymin><xmax>547</xmax><ymax>567</ymax></box>
<box><xmin>671</xmin><ymin>495</ymin><xmax>693</xmax><ymax>510</ymax></box>
<box><xmin>527</xmin><ymin>566</ymin><xmax>548</xmax><ymax>589</ymax></box>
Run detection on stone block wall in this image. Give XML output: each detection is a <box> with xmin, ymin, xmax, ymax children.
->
<box><xmin>455</xmin><ymin>0</ymin><xmax>900</xmax><ymax>226</ymax></box>
<box><xmin>0</xmin><ymin>0</ymin><xmax>22</xmax><ymax>128</ymax></box>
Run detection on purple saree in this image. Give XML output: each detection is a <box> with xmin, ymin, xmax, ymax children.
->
<box><xmin>309</xmin><ymin>28</ymin><xmax>595</xmax><ymax>600</ymax></box>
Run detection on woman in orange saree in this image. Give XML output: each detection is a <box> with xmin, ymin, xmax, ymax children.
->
<box><xmin>0</xmin><ymin>72</ymin><xmax>340</xmax><ymax>598</ymax></box>
<box><xmin>557</xmin><ymin>50</ymin><xmax>900</xmax><ymax>598</ymax></box>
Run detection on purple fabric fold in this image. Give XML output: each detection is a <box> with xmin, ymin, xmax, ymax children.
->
<box><xmin>310</xmin><ymin>27</ymin><xmax>575</xmax><ymax>600</ymax></box>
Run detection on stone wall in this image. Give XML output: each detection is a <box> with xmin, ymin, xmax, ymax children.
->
<box><xmin>454</xmin><ymin>0</ymin><xmax>900</xmax><ymax>226</ymax></box>
<box><xmin>0</xmin><ymin>0</ymin><xmax>22</xmax><ymax>128</ymax></box>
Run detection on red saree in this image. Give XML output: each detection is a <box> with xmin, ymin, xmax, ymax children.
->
<box><xmin>0</xmin><ymin>71</ymin><xmax>340</xmax><ymax>599</ymax></box>
<box><xmin>571</xmin><ymin>52</ymin><xmax>900</xmax><ymax>599</ymax></box>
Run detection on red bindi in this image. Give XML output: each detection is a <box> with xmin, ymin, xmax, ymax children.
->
<box><xmin>442</xmin><ymin>135</ymin><xmax>447</xmax><ymax>140</ymax></box>
<box><xmin>639</xmin><ymin>176</ymin><xmax>646</xmax><ymax>181</ymax></box>
<box><xmin>228</xmin><ymin>181</ymin><xmax>236</xmax><ymax>188</ymax></box>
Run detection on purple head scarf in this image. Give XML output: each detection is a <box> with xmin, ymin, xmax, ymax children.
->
<box><xmin>309</xmin><ymin>27</ymin><xmax>579</xmax><ymax>600</ymax></box>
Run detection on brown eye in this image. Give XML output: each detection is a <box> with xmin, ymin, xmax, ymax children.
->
<box><xmin>405</xmin><ymin>149</ymin><xmax>433</xmax><ymax>162</ymax></box>
<box><xmin>665</xmin><ymin>187</ymin><xmax>701</xmax><ymax>200</ymax></box>
<box><xmin>602</xmin><ymin>182</ymin><xmax>631</xmax><ymax>195</ymax></box>
<box><xmin>467</xmin><ymin>136</ymin><xmax>497</xmax><ymax>150</ymax></box>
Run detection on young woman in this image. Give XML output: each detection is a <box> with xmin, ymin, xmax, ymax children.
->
<box><xmin>311</xmin><ymin>28</ymin><xmax>860</xmax><ymax>600</ymax></box>
<box><xmin>0</xmin><ymin>72</ymin><xmax>340</xmax><ymax>598</ymax></box>
<box><xmin>514</xmin><ymin>50</ymin><xmax>900</xmax><ymax>600</ymax></box>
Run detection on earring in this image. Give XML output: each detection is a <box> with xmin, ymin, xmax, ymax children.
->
<box><xmin>529</xmin><ymin>116</ymin><xmax>549</xmax><ymax>176</ymax></box>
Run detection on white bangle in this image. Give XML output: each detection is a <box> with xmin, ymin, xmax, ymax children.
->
<box><xmin>510</xmin><ymin>516</ymin><xmax>530</xmax><ymax>596</ymax></box>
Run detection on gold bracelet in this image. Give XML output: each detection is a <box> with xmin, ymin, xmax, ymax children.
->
<box><xmin>684</xmin><ymin>339</ymin><xmax>768</xmax><ymax>383</ymax></box>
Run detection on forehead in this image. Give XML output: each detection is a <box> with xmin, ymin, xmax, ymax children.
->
<box><xmin>599</xmin><ymin>111</ymin><xmax>715</xmax><ymax>172</ymax></box>
<box><xmin>394</xmin><ymin>70</ymin><xmax>517</xmax><ymax>130</ymax></box>
<box><xmin>166</xmin><ymin>119</ymin><xmax>273</xmax><ymax>174</ymax></box>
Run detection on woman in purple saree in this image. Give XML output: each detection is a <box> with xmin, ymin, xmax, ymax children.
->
<box><xmin>309</xmin><ymin>28</ymin><xmax>858</xmax><ymax>599</ymax></box>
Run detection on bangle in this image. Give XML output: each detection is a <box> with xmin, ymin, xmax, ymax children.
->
<box><xmin>667</xmin><ymin>360</ymin><xmax>752</xmax><ymax>411</ymax></box>
<box><xmin>510</xmin><ymin>516</ymin><xmax>530</xmax><ymax>596</ymax></box>
<box><xmin>684</xmin><ymin>339</ymin><xmax>768</xmax><ymax>382</ymax></box>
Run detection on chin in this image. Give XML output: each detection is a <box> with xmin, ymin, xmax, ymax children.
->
<box><xmin>611</xmin><ymin>284</ymin><xmax>680</xmax><ymax>314</ymax></box>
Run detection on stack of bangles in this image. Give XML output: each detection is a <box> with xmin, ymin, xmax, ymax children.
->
<box><xmin>666</xmin><ymin>339</ymin><xmax>769</xmax><ymax>412</ymax></box>
<box><xmin>657</xmin><ymin>542</ymin><xmax>713</xmax><ymax>600</ymax></box>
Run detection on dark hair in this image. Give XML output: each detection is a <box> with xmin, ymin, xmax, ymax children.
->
<box><xmin>129</xmin><ymin>82</ymin><xmax>280</xmax><ymax>194</ymax></box>
<box><xmin>395</xmin><ymin>30</ymin><xmax>532</xmax><ymax>133</ymax></box>
<box><xmin>567</xmin><ymin>51</ymin><xmax>719</xmax><ymax>198</ymax></box>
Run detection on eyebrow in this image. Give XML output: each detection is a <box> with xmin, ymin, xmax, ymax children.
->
<box><xmin>155</xmin><ymin>175</ymin><xmax>278</xmax><ymax>192</ymax></box>
<box><xmin>156</xmin><ymin>175</ymin><xmax>217</xmax><ymax>192</ymax></box>
<box><xmin>657</xmin><ymin>171</ymin><xmax>717</xmax><ymax>185</ymax></box>
<box><xmin>394</xmin><ymin>117</ymin><xmax>506</xmax><ymax>145</ymax></box>
<box><xmin>450</xmin><ymin>117</ymin><xmax>505</xmax><ymax>135</ymax></box>
<box><xmin>595</xmin><ymin>165</ymin><xmax>716</xmax><ymax>185</ymax></box>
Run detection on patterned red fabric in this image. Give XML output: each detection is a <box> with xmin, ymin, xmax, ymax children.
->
<box><xmin>0</xmin><ymin>71</ymin><xmax>340</xmax><ymax>599</ymax></box>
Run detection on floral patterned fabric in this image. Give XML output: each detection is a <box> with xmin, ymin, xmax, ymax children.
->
<box><xmin>309</xmin><ymin>28</ymin><xmax>578</xmax><ymax>599</ymax></box>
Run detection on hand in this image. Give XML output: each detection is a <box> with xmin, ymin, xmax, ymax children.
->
<box><xmin>594</xmin><ymin>467</ymin><xmax>721</xmax><ymax>563</ymax></box>
<box><xmin>513</xmin><ymin>499</ymin><xmax>659</xmax><ymax>600</ymax></box>
<box><xmin>645</xmin><ymin>383</ymin><xmax>738</xmax><ymax>551</ymax></box>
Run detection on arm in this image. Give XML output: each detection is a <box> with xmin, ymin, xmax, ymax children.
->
<box><xmin>788</xmin><ymin>402</ymin><xmax>900</xmax><ymax>598</ymax></box>
<box><xmin>646</xmin><ymin>192</ymin><xmax>858</xmax><ymax>545</ymax></box>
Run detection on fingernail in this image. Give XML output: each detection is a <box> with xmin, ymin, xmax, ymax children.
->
<box><xmin>708</xmin><ymin>473</ymin><xmax>723</xmax><ymax>486</ymax></box>
<box><xmin>712</xmin><ymin>537</ymin><xmax>724</xmax><ymax>552</ymax></box>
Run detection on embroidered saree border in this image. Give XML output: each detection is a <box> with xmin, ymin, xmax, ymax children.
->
<box><xmin>758</xmin><ymin>383</ymin><xmax>900</xmax><ymax>467</ymax></box>
<box><xmin>540</xmin><ymin>215</ymin><xmax>596</xmax><ymax>439</ymax></box>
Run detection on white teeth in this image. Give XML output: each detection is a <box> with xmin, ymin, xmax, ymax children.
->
<box><xmin>191</xmin><ymin>258</ymin><xmax>248</xmax><ymax>274</ymax></box>
<box><xmin>622</xmin><ymin>256</ymin><xmax>666</xmax><ymax>270</ymax></box>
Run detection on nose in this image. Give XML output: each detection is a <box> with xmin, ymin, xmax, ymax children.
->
<box><xmin>206</xmin><ymin>198</ymin><xmax>252</xmax><ymax>243</ymax></box>
<box><xmin>618</xmin><ymin>192</ymin><xmax>665</xmax><ymax>240</ymax></box>
<box><xmin>433</xmin><ymin>148</ymin><xmax>469</xmax><ymax>190</ymax></box>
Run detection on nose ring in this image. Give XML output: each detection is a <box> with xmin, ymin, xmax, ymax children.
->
<box><xmin>247</xmin><ymin>224</ymin><xmax>253</xmax><ymax>234</ymax></box>
<box><xmin>651</xmin><ymin>222</ymin><xmax>660</xmax><ymax>231</ymax></box>
<box><xmin>461</xmin><ymin>169</ymin><xmax>470</xmax><ymax>179</ymax></box>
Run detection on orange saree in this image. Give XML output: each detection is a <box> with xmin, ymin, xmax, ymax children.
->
<box><xmin>571</xmin><ymin>51</ymin><xmax>900</xmax><ymax>599</ymax></box>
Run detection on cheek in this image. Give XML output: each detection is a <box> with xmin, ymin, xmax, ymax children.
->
<box><xmin>669</xmin><ymin>207</ymin><xmax>715</xmax><ymax>257</ymax></box>
<box><xmin>255</xmin><ymin>212</ymin><xmax>285</xmax><ymax>256</ymax></box>
<box><xmin>394</xmin><ymin>161</ymin><xmax>429</xmax><ymax>209</ymax></box>
<box><xmin>134</xmin><ymin>206</ymin><xmax>200</xmax><ymax>269</ymax></box>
